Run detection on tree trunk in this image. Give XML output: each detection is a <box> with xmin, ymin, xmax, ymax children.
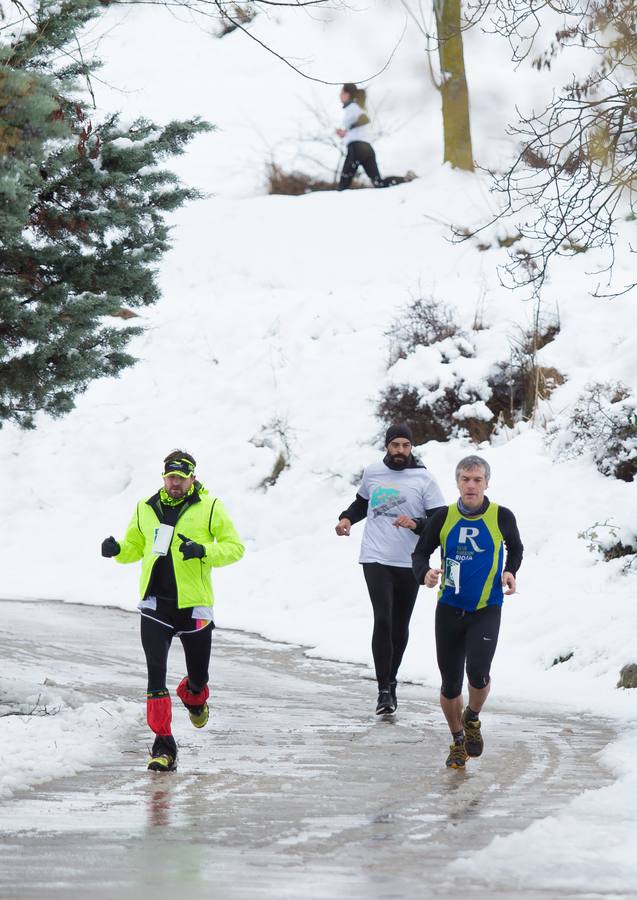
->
<box><xmin>434</xmin><ymin>0</ymin><xmax>474</xmax><ymax>171</ymax></box>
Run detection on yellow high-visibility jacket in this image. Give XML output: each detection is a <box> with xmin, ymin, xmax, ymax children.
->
<box><xmin>115</xmin><ymin>485</ymin><xmax>244</xmax><ymax>608</ymax></box>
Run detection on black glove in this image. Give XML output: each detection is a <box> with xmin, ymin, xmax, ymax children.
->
<box><xmin>177</xmin><ymin>533</ymin><xmax>205</xmax><ymax>560</ymax></box>
<box><xmin>101</xmin><ymin>536</ymin><xmax>121</xmax><ymax>558</ymax></box>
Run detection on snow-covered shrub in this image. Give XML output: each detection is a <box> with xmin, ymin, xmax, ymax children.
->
<box><xmin>489</xmin><ymin>360</ymin><xmax>564</xmax><ymax>427</ymax></box>
<box><xmin>488</xmin><ymin>317</ymin><xmax>563</xmax><ymax>425</ymax></box>
<box><xmin>216</xmin><ymin>3</ymin><xmax>257</xmax><ymax>37</ymax></box>
<box><xmin>550</xmin><ymin>382</ymin><xmax>637</xmax><ymax>482</ymax></box>
<box><xmin>578</xmin><ymin>521</ymin><xmax>637</xmax><ymax>570</ymax></box>
<box><xmin>551</xmin><ymin>651</ymin><xmax>574</xmax><ymax>667</ymax></box>
<box><xmin>250</xmin><ymin>417</ymin><xmax>292</xmax><ymax>489</ymax></box>
<box><xmin>617</xmin><ymin>665</ymin><xmax>637</xmax><ymax>689</ymax></box>
<box><xmin>377</xmin><ymin>300</ymin><xmax>563</xmax><ymax>443</ymax></box>
<box><xmin>385</xmin><ymin>296</ymin><xmax>466</xmax><ymax>367</ymax></box>
<box><xmin>377</xmin><ymin>383</ymin><xmax>492</xmax><ymax>444</ymax></box>
<box><xmin>377</xmin><ymin>296</ymin><xmax>492</xmax><ymax>442</ymax></box>
<box><xmin>376</xmin><ymin>333</ymin><xmax>500</xmax><ymax>443</ymax></box>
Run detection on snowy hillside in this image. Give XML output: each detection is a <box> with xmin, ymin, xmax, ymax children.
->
<box><xmin>2</xmin><ymin>0</ymin><xmax>637</xmax><ymax>890</ymax></box>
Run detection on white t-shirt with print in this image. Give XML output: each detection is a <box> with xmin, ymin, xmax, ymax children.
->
<box><xmin>357</xmin><ymin>461</ymin><xmax>445</xmax><ymax>567</ymax></box>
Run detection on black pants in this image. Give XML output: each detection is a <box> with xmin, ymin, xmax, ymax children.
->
<box><xmin>338</xmin><ymin>141</ymin><xmax>407</xmax><ymax>191</ymax></box>
<box><xmin>362</xmin><ymin>562</ymin><xmax>420</xmax><ymax>688</ymax></box>
<box><xmin>141</xmin><ymin>615</ymin><xmax>213</xmax><ymax>695</ymax></box>
<box><xmin>435</xmin><ymin>602</ymin><xmax>501</xmax><ymax>699</ymax></box>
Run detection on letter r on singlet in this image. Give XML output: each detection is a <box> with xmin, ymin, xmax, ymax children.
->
<box><xmin>458</xmin><ymin>526</ymin><xmax>485</xmax><ymax>553</ymax></box>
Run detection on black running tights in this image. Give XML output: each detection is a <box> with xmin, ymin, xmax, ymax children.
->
<box><xmin>338</xmin><ymin>141</ymin><xmax>407</xmax><ymax>190</ymax></box>
<box><xmin>140</xmin><ymin>616</ymin><xmax>213</xmax><ymax>694</ymax></box>
<box><xmin>435</xmin><ymin>602</ymin><xmax>501</xmax><ymax>699</ymax></box>
<box><xmin>362</xmin><ymin>562</ymin><xmax>420</xmax><ymax>688</ymax></box>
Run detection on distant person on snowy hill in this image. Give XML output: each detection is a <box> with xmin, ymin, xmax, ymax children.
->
<box><xmin>101</xmin><ymin>450</ymin><xmax>244</xmax><ymax>772</ymax></box>
<box><xmin>335</xmin><ymin>424</ymin><xmax>445</xmax><ymax>715</ymax></box>
<box><xmin>336</xmin><ymin>83</ymin><xmax>416</xmax><ymax>191</ymax></box>
<box><xmin>412</xmin><ymin>455</ymin><xmax>523</xmax><ymax>770</ymax></box>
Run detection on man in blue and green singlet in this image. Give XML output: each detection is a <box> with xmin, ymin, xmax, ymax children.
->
<box><xmin>412</xmin><ymin>455</ymin><xmax>523</xmax><ymax>769</ymax></box>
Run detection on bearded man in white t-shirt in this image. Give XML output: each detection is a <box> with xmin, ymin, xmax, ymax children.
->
<box><xmin>335</xmin><ymin>424</ymin><xmax>445</xmax><ymax>715</ymax></box>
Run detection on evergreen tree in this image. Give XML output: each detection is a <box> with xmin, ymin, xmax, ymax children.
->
<box><xmin>0</xmin><ymin>0</ymin><xmax>213</xmax><ymax>428</ymax></box>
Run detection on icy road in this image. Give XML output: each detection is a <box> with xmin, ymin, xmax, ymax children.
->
<box><xmin>0</xmin><ymin>601</ymin><xmax>617</xmax><ymax>900</ymax></box>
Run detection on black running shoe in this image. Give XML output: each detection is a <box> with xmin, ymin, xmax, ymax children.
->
<box><xmin>462</xmin><ymin>709</ymin><xmax>484</xmax><ymax>757</ymax></box>
<box><xmin>389</xmin><ymin>681</ymin><xmax>397</xmax><ymax>709</ymax></box>
<box><xmin>376</xmin><ymin>689</ymin><xmax>396</xmax><ymax>715</ymax></box>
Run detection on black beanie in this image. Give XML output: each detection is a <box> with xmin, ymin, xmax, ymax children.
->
<box><xmin>385</xmin><ymin>423</ymin><xmax>413</xmax><ymax>446</ymax></box>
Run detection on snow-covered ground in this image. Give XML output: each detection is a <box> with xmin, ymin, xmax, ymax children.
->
<box><xmin>2</xmin><ymin>0</ymin><xmax>636</xmax><ymax>891</ymax></box>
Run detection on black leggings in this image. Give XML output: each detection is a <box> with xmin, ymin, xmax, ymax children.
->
<box><xmin>141</xmin><ymin>615</ymin><xmax>213</xmax><ymax>695</ymax></box>
<box><xmin>435</xmin><ymin>602</ymin><xmax>501</xmax><ymax>699</ymax></box>
<box><xmin>338</xmin><ymin>141</ymin><xmax>407</xmax><ymax>191</ymax></box>
<box><xmin>362</xmin><ymin>562</ymin><xmax>420</xmax><ymax>688</ymax></box>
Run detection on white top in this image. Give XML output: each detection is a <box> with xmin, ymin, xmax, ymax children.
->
<box><xmin>342</xmin><ymin>101</ymin><xmax>372</xmax><ymax>146</ymax></box>
<box><xmin>357</xmin><ymin>461</ymin><xmax>445</xmax><ymax>567</ymax></box>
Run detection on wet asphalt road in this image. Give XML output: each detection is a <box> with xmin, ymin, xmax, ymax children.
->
<box><xmin>0</xmin><ymin>601</ymin><xmax>617</xmax><ymax>900</ymax></box>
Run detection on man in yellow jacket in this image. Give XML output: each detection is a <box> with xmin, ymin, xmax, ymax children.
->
<box><xmin>101</xmin><ymin>449</ymin><xmax>244</xmax><ymax>772</ymax></box>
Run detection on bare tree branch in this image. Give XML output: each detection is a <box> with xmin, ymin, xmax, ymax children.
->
<box><xmin>459</xmin><ymin>0</ymin><xmax>637</xmax><ymax>297</ymax></box>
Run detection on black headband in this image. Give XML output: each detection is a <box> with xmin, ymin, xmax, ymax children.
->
<box><xmin>162</xmin><ymin>458</ymin><xmax>195</xmax><ymax>478</ymax></box>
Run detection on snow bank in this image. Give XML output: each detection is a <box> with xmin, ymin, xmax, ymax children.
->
<box><xmin>0</xmin><ymin>697</ymin><xmax>139</xmax><ymax>799</ymax></box>
<box><xmin>450</xmin><ymin>730</ymin><xmax>637</xmax><ymax>893</ymax></box>
<box><xmin>1</xmin><ymin>0</ymin><xmax>636</xmax><ymax>888</ymax></box>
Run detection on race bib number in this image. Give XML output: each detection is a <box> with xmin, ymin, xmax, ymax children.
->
<box><xmin>445</xmin><ymin>558</ymin><xmax>461</xmax><ymax>594</ymax></box>
<box><xmin>152</xmin><ymin>524</ymin><xmax>174</xmax><ymax>556</ymax></box>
